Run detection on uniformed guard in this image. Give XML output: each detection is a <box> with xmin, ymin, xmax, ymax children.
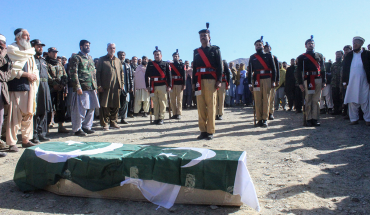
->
<box><xmin>45</xmin><ymin>47</ymin><xmax>69</xmax><ymax>133</ymax></box>
<box><xmin>192</xmin><ymin>23</ymin><xmax>223</xmax><ymax>140</ymax></box>
<box><xmin>145</xmin><ymin>46</ymin><xmax>171</xmax><ymax>125</ymax></box>
<box><xmin>30</xmin><ymin>39</ymin><xmax>52</xmax><ymax>143</ymax></box>
<box><xmin>264</xmin><ymin>42</ymin><xmax>279</xmax><ymax>120</ymax></box>
<box><xmin>295</xmin><ymin>35</ymin><xmax>326</xmax><ymax>126</ymax></box>
<box><xmin>169</xmin><ymin>49</ymin><xmax>185</xmax><ymax>120</ymax></box>
<box><xmin>248</xmin><ymin>36</ymin><xmax>277</xmax><ymax>128</ymax></box>
<box><xmin>216</xmin><ymin>60</ymin><xmax>231</xmax><ymax>120</ymax></box>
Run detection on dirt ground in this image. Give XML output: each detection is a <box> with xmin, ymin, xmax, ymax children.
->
<box><xmin>0</xmin><ymin>106</ymin><xmax>370</xmax><ymax>215</ymax></box>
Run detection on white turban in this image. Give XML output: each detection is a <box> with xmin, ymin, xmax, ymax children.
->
<box><xmin>353</xmin><ymin>36</ymin><xmax>365</xmax><ymax>43</ymax></box>
<box><xmin>0</xmin><ymin>35</ymin><xmax>6</xmax><ymax>43</ymax></box>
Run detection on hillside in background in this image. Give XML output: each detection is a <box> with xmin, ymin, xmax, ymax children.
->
<box><xmin>229</xmin><ymin>58</ymin><xmax>249</xmax><ymax>66</ymax></box>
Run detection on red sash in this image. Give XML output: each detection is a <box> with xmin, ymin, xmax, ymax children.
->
<box><xmin>195</xmin><ymin>48</ymin><xmax>217</xmax><ymax>96</ymax></box>
<box><xmin>222</xmin><ymin>74</ymin><xmax>229</xmax><ymax>89</ymax></box>
<box><xmin>170</xmin><ymin>63</ymin><xmax>183</xmax><ymax>87</ymax></box>
<box><xmin>150</xmin><ymin>62</ymin><xmax>167</xmax><ymax>96</ymax></box>
<box><xmin>302</xmin><ymin>53</ymin><xmax>321</xmax><ymax>93</ymax></box>
<box><xmin>253</xmin><ymin>54</ymin><xmax>272</xmax><ymax>90</ymax></box>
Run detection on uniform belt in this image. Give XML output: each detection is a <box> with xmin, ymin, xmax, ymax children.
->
<box><xmin>196</xmin><ymin>68</ymin><xmax>216</xmax><ymax>73</ymax></box>
<box><xmin>305</xmin><ymin>71</ymin><xmax>320</xmax><ymax>76</ymax></box>
<box><xmin>151</xmin><ymin>77</ymin><xmax>166</xmax><ymax>81</ymax></box>
<box><xmin>255</xmin><ymin>70</ymin><xmax>271</xmax><ymax>74</ymax></box>
<box><xmin>172</xmin><ymin>76</ymin><xmax>181</xmax><ymax>79</ymax></box>
<box><xmin>40</xmin><ymin>78</ymin><xmax>48</xmax><ymax>82</ymax></box>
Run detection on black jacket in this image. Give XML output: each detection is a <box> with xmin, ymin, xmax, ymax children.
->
<box><xmin>145</xmin><ymin>60</ymin><xmax>172</xmax><ymax>88</ymax></box>
<box><xmin>192</xmin><ymin>45</ymin><xmax>223</xmax><ymax>84</ymax></box>
<box><xmin>170</xmin><ymin>61</ymin><xmax>185</xmax><ymax>85</ymax></box>
<box><xmin>295</xmin><ymin>51</ymin><xmax>326</xmax><ymax>85</ymax></box>
<box><xmin>247</xmin><ymin>50</ymin><xmax>277</xmax><ymax>85</ymax></box>
<box><xmin>285</xmin><ymin>65</ymin><xmax>296</xmax><ymax>91</ymax></box>
<box><xmin>342</xmin><ymin>50</ymin><xmax>370</xmax><ymax>85</ymax></box>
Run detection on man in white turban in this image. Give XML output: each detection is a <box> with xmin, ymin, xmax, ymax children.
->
<box><xmin>6</xmin><ymin>28</ymin><xmax>39</xmax><ymax>152</ymax></box>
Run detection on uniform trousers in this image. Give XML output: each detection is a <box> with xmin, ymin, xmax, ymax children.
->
<box><xmin>170</xmin><ymin>84</ymin><xmax>183</xmax><ymax>116</ymax></box>
<box><xmin>254</xmin><ymin>78</ymin><xmax>271</xmax><ymax>121</ymax></box>
<box><xmin>269</xmin><ymin>88</ymin><xmax>276</xmax><ymax>114</ymax></box>
<box><xmin>152</xmin><ymin>85</ymin><xmax>167</xmax><ymax>120</ymax></box>
<box><xmin>275</xmin><ymin>87</ymin><xmax>286</xmax><ymax>110</ymax></box>
<box><xmin>6</xmin><ymin>91</ymin><xmax>33</xmax><ymax>145</ymax></box>
<box><xmin>134</xmin><ymin>89</ymin><xmax>150</xmax><ymax>113</ymax></box>
<box><xmin>304</xmin><ymin>78</ymin><xmax>322</xmax><ymax>120</ymax></box>
<box><xmin>197</xmin><ymin>79</ymin><xmax>217</xmax><ymax>134</ymax></box>
<box><xmin>216</xmin><ymin>82</ymin><xmax>226</xmax><ymax>115</ymax></box>
<box><xmin>320</xmin><ymin>84</ymin><xmax>334</xmax><ymax>109</ymax></box>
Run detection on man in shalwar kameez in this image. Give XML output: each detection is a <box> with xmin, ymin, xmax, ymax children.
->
<box><xmin>6</xmin><ymin>28</ymin><xmax>39</xmax><ymax>152</ymax></box>
<box><xmin>343</xmin><ymin>36</ymin><xmax>370</xmax><ymax>125</ymax></box>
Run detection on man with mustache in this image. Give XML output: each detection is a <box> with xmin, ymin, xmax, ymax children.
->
<box><xmin>192</xmin><ymin>23</ymin><xmax>223</xmax><ymax>140</ymax></box>
<box><xmin>117</xmin><ymin>51</ymin><xmax>132</xmax><ymax>123</ymax></box>
<box><xmin>330</xmin><ymin>50</ymin><xmax>344</xmax><ymax>115</ymax></box>
<box><xmin>30</xmin><ymin>39</ymin><xmax>52</xmax><ymax>143</ymax></box>
<box><xmin>145</xmin><ymin>47</ymin><xmax>171</xmax><ymax>125</ymax></box>
<box><xmin>264</xmin><ymin>42</ymin><xmax>279</xmax><ymax>119</ymax></box>
<box><xmin>248</xmin><ymin>37</ymin><xmax>277</xmax><ymax>127</ymax></box>
<box><xmin>45</xmin><ymin>47</ymin><xmax>69</xmax><ymax>134</ymax></box>
<box><xmin>342</xmin><ymin>36</ymin><xmax>370</xmax><ymax>126</ymax></box>
<box><xmin>69</xmin><ymin>40</ymin><xmax>99</xmax><ymax>136</ymax></box>
<box><xmin>295</xmin><ymin>36</ymin><xmax>326</xmax><ymax>127</ymax></box>
<box><xmin>0</xmin><ymin>34</ymin><xmax>11</xmax><ymax>157</ymax></box>
<box><xmin>6</xmin><ymin>28</ymin><xmax>39</xmax><ymax>152</ymax></box>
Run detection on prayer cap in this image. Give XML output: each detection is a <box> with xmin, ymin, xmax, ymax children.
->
<box><xmin>14</xmin><ymin>28</ymin><xmax>24</xmax><ymax>36</ymax></box>
<box><xmin>0</xmin><ymin>34</ymin><xmax>6</xmax><ymax>43</ymax></box>
<box><xmin>353</xmin><ymin>36</ymin><xmax>365</xmax><ymax>43</ymax></box>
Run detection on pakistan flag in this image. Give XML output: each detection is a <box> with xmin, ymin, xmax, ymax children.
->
<box><xmin>14</xmin><ymin>141</ymin><xmax>259</xmax><ymax>211</ymax></box>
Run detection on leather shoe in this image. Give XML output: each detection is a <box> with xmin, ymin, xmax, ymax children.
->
<box><xmin>143</xmin><ymin>113</ymin><xmax>148</xmax><ymax>117</ymax></box>
<box><xmin>215</xmin><ymin>115</ymin><xmax>220</xmax><ymax>120</ymax></box>
<box><xmin>9</xmin><ymin>145</ymin><xmax>19</xmax><ymax>152</ymax></box>
<box><xmin>176</xmin><ymin>115</ymin><xmax>181</xmax><ymax>120</ymax></box>
<box><xmin>256</xmin><ymin>120</ymin><xmax>263</xmax><ymax>127</ymax></box>
<box><xmin>82</xmin><ymin>128</ymin><xmax>95</xmax><ymax>134</ymax></box>
<box><xmin>312</xmin><ymin>119</ymin><xmax>320</xmax><ymax>126</ymax></box>
<box><xmin>58</xmin><ymin>126</ymin><xmax>70</xmax><ymax>133</ymax></box>
<box><xmin>218</xmin><ymin>115</ymin><xmax>223</xmax><ymax>120</ymax></box>
<box><xmin>197</xmin><ymin>132</ymin><xmax>208</xmax><ymax>140</ymax></box>
<box><xmin>31</xmin><ymin>137</ymin><xmax>40</xmax><ymax>144</ymax></box>
<box><xmin>75</xmin><ymin>129</ymin><xmax>87</xmax><ymax>136</ymax></box>
<box><xmin>39</xmin><ymin>135</ymin><xmax>50</xmax><ymax>142</ymax></box>
<box><xmin>305</xmin><ymin>119</ymin><xmax>312</xmax><ymax>127</ymax></box>
<box><xmin>120</xmin><ymin>119</ymin><xmax>129</xmax><ymax>124</ymax></box>
<box><xmin>206</xmin><ymin>133</ymin><xmax>213</xmax><ymax>140</ymax></box>
<box><xmin>268</xmin><ymin>114</ymin><xmax>274</xmax><ymax>120</ymax></box>
<box><xmin>170</xmin><ymin>115</ymin><xmax>178</xmax><ymax>119</ymax></box>
<box><xmin>262</xmin><ymin>120</ymin><xmax>268</xmax><ymax>128</ymax></box>
<box><xmin>22</xmin><ymin>141</ymin><xmax>36</xmax><ymax>148</ymax></box>
<box><xmin>157</xmin><ymin>119</ymin><xmax>164</xmax><ymax>125</ymax></box>
<box><xmin>0</xmin><ymin>152</ymin><xmax>6</xmax><ymax>157</ymax></box>
<box><xmin>350</xmin><ymin>120</ymin><xmax>359</xmax><ymax>125</ymax></box>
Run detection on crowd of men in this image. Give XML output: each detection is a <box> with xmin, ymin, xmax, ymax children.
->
<box><xmin>0</xmin><ymin>26</ymin><xmax>369</xmax><ymax>158</ymax></box>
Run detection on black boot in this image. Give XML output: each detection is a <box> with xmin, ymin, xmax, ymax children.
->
<box><xmin>305</xmin><ymin>119</ymin><xmax>312</xmax><ymax>127</ymax></box>
<box><xmin>268</xmin><ymin>113</ymin><xmax>274</xmax><ymax>120</ymax></box>
<box><xmin>197</xmin><ymin>132</ymin><xmax>208</xmax><ymax>140</ymax></box>
<box><xmin>262</xmin><ymin>120</ymin><xmax>268</xmax><ymax>128</ymax></box>
<box><xmin>312</xmin><ymin>119</ymin><xmax>320</xmax><ymax>126</ymax></box>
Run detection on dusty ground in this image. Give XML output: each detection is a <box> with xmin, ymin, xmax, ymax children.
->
<box><xmin>0</xmin><ymin>106</ymin><xmax>370</xmax><ymax>215</ymax></box>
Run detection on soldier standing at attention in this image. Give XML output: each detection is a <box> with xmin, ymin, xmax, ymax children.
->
<box><xmin>69</xmin><ymin>40</ymin><xmax>100</xmax><ymax>136</ymax></box>
<box><xmin>192</xmin><ymin>23</ymin><xmax>223</xmax><ymax>140</ymax></box>
<box><xmin>295</xmin><ymin>36</ymin><xmax>326</xmax><ymax>127</ymax></box>
<box><xmin>30</xmin><ymin>40</ymin><xmax>52</xmax><ymax>143</ymax></box>
<box><xmin>264</xmin><ymin>42</ymin><xmax>279</xmax><ymax>120</ymax></box>
<box><xmin>45</xmin><ymin>47</ymin><xmax>69</xmax><ymax>133</ymax></box>
<box><xmin>169</xmin><ymin>49</ymin><xmax>185</xmax><ymax>120</ymax></box>
<box><xmin>330</xmin><ymin>50</ymin><xmax>344</xmax><ymax>115</ymax></box>
<box><xmin>248</xmin><ymin>37</ymin><xmax>276</xmax><ymax>128</ymax></box>
<box><xmin>216</xmin><ymin>60</ymin><xmax>231</xmax><ymax>120</ymax></box>
<box><xmin>145</xmin><ymin>47</ymin><xmax>171</xmax><ymax>125</ymax></box>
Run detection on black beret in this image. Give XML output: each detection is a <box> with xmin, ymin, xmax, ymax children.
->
<box><xmin>79</xmin><ymin>40</ymin><xmax>90</xmax><ymax>47</ymax></box>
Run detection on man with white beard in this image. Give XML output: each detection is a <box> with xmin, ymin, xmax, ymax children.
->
<box><xmin>6</xmin><ymin>28</ymin><xmax>39</xmax><ymax>152</ymax></box>
<box><xmin>343</xmin><ymin>36</ymin><xmax>370</xmax><ymax>125</ymax></box>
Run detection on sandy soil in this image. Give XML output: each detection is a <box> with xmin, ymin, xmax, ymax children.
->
<box><xmin>0</xmin><ymin>106</ymin><xmax>369</xmax><ymax>215</ymax></box>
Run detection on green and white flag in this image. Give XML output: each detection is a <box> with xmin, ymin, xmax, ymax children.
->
<box><xmin>14</xmin><ymin>141</ymin><xmax>259</xmax><ymax>211</ymax></box>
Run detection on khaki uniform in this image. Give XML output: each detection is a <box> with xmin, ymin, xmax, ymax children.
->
<box><xmin>254</xmin><ymin>78</ymin><xmax>272</xmax><ymax>121</ymax></box>
<box><xmin>304</xmin><ymin>78</ymin><xmax>322</xmax><ymax>120</ymax></box>
<box><xmin>153</xmin><ymin>85</ymin><xmax>167</xmax><ymax>120</ymax></box>
<box><xmin>170</xmin><ymin>85</ymin><xmax>183</xmax><ymax>116</ymax></box>
<box><xmin>197</xmin><ymin>79</ymin><xmax>217</xmax><ymax>134</ymax></box>
<box><xmin>269</xmin><ymin>88</ymin><xmax>275</xmax><ymax>114</ymax></box>
<box><xmin>216</xmin><ymin>82</ymin><xmax>226</xmax><ymax>116</ymax></box>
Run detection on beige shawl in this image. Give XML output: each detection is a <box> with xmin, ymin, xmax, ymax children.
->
<box><xmin>7</xmin><ymin>42</ymin><xmax>39</xmax><ymax>114</ymax></box>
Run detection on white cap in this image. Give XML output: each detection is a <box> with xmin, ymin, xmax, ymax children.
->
<box><xmin>0</xmin><ymin>35</ymin><xmax>6</xmax><ymax>43</ymax></box>
<box><xmin>353</xmin><ymin>36</ymin><xmax>365</xmax><ymax>43</ymax></box>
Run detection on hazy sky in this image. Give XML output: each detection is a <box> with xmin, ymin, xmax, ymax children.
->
<box><xmin>2</xmin><ymin>0</ymin><xmax>369</xmax><ymax>63</ymax></box>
